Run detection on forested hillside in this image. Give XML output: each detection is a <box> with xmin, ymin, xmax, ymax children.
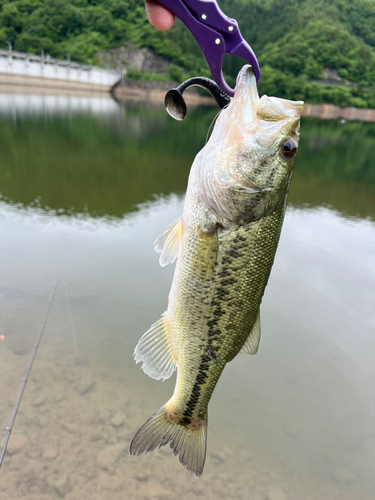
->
<box><xmin>0</xmin><ymin>0</ymin><xmax>374</xmax><ymax>107</ymax></box>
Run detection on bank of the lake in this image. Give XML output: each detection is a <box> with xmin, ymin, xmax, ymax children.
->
<box><xmin>112</xmin><ymin>81</ymin><xmax>375</xmax><ymax>122</ymax></box>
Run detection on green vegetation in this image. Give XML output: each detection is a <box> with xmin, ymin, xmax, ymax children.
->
<box><xmin>125</xmin><ymin>67</ymin><xmax>168</xmax><ymax>82</ymax></box>
<box><xmin>0</xmin><ymin>0</ymin><xmax>374</xmax><ymax>107</ymax></box>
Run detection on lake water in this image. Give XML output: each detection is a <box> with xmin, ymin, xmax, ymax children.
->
<box><xmin>0</xmin><ymin>94</ymin><xmax>374</xmax><ymax>500</ymax></box>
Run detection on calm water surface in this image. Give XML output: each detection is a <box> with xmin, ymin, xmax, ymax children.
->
<box><xmin>0</xmin><ymin>94</ymin><xmax>374</xmax><ymax>500</ymax></box>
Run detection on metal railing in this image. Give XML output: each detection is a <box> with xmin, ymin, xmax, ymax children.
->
<box><xmin>0</xmin><ymin>48</ymin><xmax>121</xmax><ymax>86</ymax></box>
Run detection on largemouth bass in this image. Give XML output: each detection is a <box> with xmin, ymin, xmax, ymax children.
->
<box><xmin>130</xmin><ymin>66</ymin><xmax>304</xmax><ymax>477</ymax></box>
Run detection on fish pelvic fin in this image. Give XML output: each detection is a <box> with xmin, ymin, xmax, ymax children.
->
<box><xmin>134</xmin><ymin>313</ymin><xmax>177</xmax><ymax>381</ymax></box>
<box><xmin>134</xmin><ymin>312</ymin><xmax>177</xmax><ymax>380</ymax></box>
<box><xmin>154</xmin><ymin>216</ymin><xmax>183</xmax><ymax>267</ymax></box>
<box><xmin>130</xmin><ymin>404</ymin><xmax>207</xmax><ymax>478</ymax></box>
<box><xmin>239</xmin><ymin>310</ymin><xmax>261</xmax><ymax>355</ymax></box>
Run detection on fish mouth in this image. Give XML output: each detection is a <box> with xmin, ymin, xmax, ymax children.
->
<box><xmin>229</xmin><ymin>65</ymin><xmax>304</xmax><ymax>148</ymax></box>
<box><xmin>234</xmin><ymin>65</ymin><xmax>260</xmax><ymax>107</ymax></box>
<box><xmin>233</xmin><ymin>65</ymin><xmax>304</xmax><ymax>123</ymax></box>
<box><xmin>229</xmin><ymin>65</ymin><xmax>259</xmax><ymax>129</ymax></box>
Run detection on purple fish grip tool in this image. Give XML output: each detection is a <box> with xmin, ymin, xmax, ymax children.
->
<box><xmin>183</xmin><ymin>0</ymin><xmax>237</xmax><ymax>32</ymax></box>
<box><xmin>156</xmin><ymin>0</ymin><xmax>260</xmax><ymax>97</ymax></box>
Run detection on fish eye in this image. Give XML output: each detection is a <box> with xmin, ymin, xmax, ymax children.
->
<box><xmin>280</xmin><ymin>138</ymin><xmax>297</xmax><ymax>158</ymax></box>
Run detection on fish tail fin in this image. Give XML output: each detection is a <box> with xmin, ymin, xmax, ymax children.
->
<box><xmin>130</xmin><ymin>404</ymin><xmax>207</xmax><ymax>478</ymax></box>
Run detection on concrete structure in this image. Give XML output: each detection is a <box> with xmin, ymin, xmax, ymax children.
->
<box><xmin>0</xmin><ymin>49</ymin><xmax>121</xmax><ymax>94</ymax></box>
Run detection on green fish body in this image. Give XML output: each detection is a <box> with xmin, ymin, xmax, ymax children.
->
<box><xmin>131</xmin><ymin>66</ymin><xmax>304</xmax><ymax>477</ymax></box>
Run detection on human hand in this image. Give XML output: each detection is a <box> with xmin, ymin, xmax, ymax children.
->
<box><xmin>145</xmin><ymin>0</ymin><xmax>175</xmax><ymax>31</ymax></box>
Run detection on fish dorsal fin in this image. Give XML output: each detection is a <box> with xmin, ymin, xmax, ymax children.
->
<box><xmin>239</xmin><ymin>311</ymin><xmax>261</xmax><ymax>355</ymax></box>
<box><xmin>134</xmin><ymin>313</ymin><xmax>177</xmax><ymax>380</ymax></box>
<box><xmin>154</xmin><ymin>216</ymin><xmax>183</xmax><ymax>267</ymax></box>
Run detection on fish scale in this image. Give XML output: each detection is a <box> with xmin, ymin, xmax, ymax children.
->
<box><xmin>169</xmin><ymin>197</ymin><xmax>287</xmax><ymax>426</ymax></box>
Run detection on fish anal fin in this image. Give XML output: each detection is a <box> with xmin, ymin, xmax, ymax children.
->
<box><xmin>134</xmin><ymin>313</ymin><xmax>176</xmax><ymax>381</ymax></box>
<box><xmin>154</xmin><ymin>216</ymin><xmax>183</xmax><ymax>267</ymax></box>
<box><xmin>239</xmin><ymin>311</ymin><xmax>261</xmax><ymax>355</ymax></box>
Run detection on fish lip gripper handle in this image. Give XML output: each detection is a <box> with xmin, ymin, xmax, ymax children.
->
<box><xmin>155</xmin><ymin>0</ymin><xmax>260</xmax><ymax>97</ymax></box>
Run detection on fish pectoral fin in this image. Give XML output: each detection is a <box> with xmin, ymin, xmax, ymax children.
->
<box><xmin>154</xmin><ymin>216</ymin><xmax>183</xmax><ymax>267</ymax></box>
<box><xmin>239</xmin><ymin>311</ymin><xmax>261</xmax><ymax>355</ymax></box>
<box><xmin>134</xmin><ymin>313</ymin><xmax>177</xmax><ymax>380</ymax></box>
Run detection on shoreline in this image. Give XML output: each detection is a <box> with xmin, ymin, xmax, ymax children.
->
<box><xmin>0</xmin><ymin>72</ymin><xmax>112</xmax><ymax>96</ymax></box>
<box><xmin>1</xmin><ymin>72</ymin><xmax>374</xmax><ymax>122</ymax></box>
<box><xmin>302</xmin><ymin>102</ymin><xmax>375</xmax><ymax>123</ymax></box>
<box><xmin>113</xmin><ymin>85</ymin><xmax>375</xmax><ymax>123</ymax></box>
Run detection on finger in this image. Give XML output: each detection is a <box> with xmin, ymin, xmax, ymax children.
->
<box><xmin>145</xmin><ymin>0</ymin><xmax>175</xmax><ymax>31</ymax></box>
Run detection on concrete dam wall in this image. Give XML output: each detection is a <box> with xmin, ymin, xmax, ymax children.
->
<box><xmin>0</xmin><ymin>49</ymin><xmax>121</xmax><ymax>95</ymax></box>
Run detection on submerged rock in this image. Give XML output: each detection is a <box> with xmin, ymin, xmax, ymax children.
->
<box><xmin>7</xmin><ymin>435</ymin><xmax>28</xmax><ymax>455</ymax></box>
<box><xmin>0</xmin><ymin>471</ymin><xmax>18</xmax><ymax>491</ymax></box>
<box><xmin>97</xmin><ymin>472</ymin><xmax>125</xmax><ymax>491</ymax></box>
<box><xmin>74</xmin><ymin>380</ymin><xmax>96</xmax><ymax>396</ymax></box>
<box><xmin>62</xmin><ymin>422</ymin><xmax>81</xmax><ymax>435</ymax></box>
<box><xmin>110</xmin><ymin>413</ymin><xmax>125</xmax><ymax>428</ymax></box>
<box><xmin>267</xmin><ymin>486</ymin><xmax>287</xmax><ymax>500</ymax></box>
<box><xmin>54</xmin><ymin>474</ymin><xmax>72</xmax><ymax>496</ymax></box>
<box><xmin>32</xmin><ymin>396</ymin><xmax>46</xmax><ymax>407</ymax></box>
<box><xmin>97</xmin><ymin>445</ymin><xmax>123</xmax><ymax>471</ymax></box>
<box><xmin>43</xmin><ymin>446</ymin><xmax>58</xmax><ymax>460</ymax></box>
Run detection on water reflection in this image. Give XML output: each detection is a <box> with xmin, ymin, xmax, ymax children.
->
<box><xmin>0</xmin><ymin>97</ymin><xmax>374</xmax><ymax>221</ymax></box>
<box><xmin>0</xmin><ymin>96</ymin><xmax>374</xmax><ymax>500</ymax></box>
<box><xmin>290</xmin><ymin>119</ymin><xmax>375</xmax><ymax>220</ymax></box>
<box><xmin>0</xmin><ymin>93</ymin><xmax>120</xmax><ymax>119</ymax></box>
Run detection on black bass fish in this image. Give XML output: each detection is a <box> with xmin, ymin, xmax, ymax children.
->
<box><xmin>130</xmin><ymin>65</ymin><xmax>304</xmax><ymax>477</ymax></box>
